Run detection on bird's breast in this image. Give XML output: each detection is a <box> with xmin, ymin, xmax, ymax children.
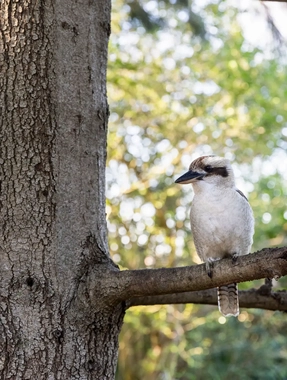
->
<box><xmin>190</xmin><ymin>191</ymin><xmax>254</xmax><ymax>260</ymax></box>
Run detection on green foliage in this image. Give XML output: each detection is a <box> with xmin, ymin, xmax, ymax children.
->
<box><xmin>108</xmin><ymin>0</ymin><xmax>287</xmax><ymax>378</ymax></box>
<box><xmin>123</xmin><ymin>0</ymin><xmax>206</xmax><ymax>37</ymax></box>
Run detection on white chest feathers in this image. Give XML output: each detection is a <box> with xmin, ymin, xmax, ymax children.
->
<box><xmin>190</xmin><ymin>187</ymin><xmax>254</xmax><ymax>262</ymax></box>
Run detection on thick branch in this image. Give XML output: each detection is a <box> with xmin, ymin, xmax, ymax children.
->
<box><xmin>127</xmin><ymin>288</ymin><xmax>287</xmax><ymax>312</ymax></box>
<box><xmin>110</xmin><ymin>247</ymin><xmax>287</xmax><ymax>301</ymax></box>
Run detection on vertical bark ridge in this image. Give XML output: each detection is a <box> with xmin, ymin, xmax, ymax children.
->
<box><xmin>1</xmin><ymin>0</ymin><xmax>123</xmax><ymax>379</ymax></box>
<box><xmin>0</xmin><ymin>1</ymin><xmax>59</xmax><ymax>377</ymax></box>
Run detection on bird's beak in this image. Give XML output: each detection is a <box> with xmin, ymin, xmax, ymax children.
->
<box><xmin>175</xmin><ymin>170</ymin><xmax>205</xmax><ymax>184</ymax></box>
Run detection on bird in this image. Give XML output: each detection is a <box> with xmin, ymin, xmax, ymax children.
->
<box><xmin>175</xmin><ymin>155</ymin><xmax>254</xmax><ymax>317</ymax></box>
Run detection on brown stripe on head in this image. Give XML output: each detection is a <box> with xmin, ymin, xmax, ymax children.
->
<box><xmin>189</xmin><ymin>155</ymin><xmax>215</xmax><ymax>171</ymax></box>
<box><xmin>189</xmin><ymin>155</ymin><xmax>232</xmax><ymax>179</ymax></box>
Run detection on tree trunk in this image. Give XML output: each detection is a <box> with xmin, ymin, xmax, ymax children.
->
<box><xmin>0</xmin><ymin>1</ymin><xmax>124</xmax><ymax>378</ymax></box>
<box><xmin>2</xmin><ymin>1</ymin><xmax>287</xmax><ymax>379</ymax></box>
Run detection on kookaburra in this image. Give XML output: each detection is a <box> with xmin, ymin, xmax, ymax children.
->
<box><xmin>175</xmin><ymin>155</ymin><xmax>254</xmax><ymax>317</ymax></box>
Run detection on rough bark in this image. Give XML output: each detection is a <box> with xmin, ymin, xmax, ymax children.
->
<box><xmin>123</xmin><ymin>248</ymin><xmax>287</xmax><ymax>312</ymax></box>
<box><xmin>0</xmin><ymin>1</ymin><xmax>125</xmax><ymax>379</ymax></box>
<box><xmin>128</xmin><ymin>288</ymin><xmax>287</xmax><ymax>312</ymax></box>
<box><xmin>111</xmin><ymin>247</ymin><xmax>287</xmax><ymax>300</ymax></box>
<box><xmin>1</xmin><ymin>1</ymin><xmax>287</xmax><ymax>379</ymax></box>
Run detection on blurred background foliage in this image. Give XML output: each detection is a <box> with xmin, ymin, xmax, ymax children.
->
<box><xmin>107</xmin><ymin>0</ymin><xmax>287</xmax><ymax>378</ymax></box>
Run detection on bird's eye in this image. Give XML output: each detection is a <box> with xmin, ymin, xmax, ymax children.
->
<box><xmin>204</xmin><ymin>165</ymin><xmax>213</xmax><ymax>172</ymax></box>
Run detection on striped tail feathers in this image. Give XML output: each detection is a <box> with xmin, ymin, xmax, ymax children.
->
<box><xmin>217</xmin><ymin>283</ymin><xmax>239</xmax><ymax>317</ymax></box>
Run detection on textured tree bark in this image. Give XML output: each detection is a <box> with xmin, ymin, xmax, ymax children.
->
<box><xmin>1</xmin><ymin>1</ymin><xmax>287</xmax><ymax>379</ymax></box>
<box><xmin>127</xmin><ymin>287</ymin><xmax>287</xmax><ymax>311</ymax></box>
<box><xmin>112</xmin><ymin>247</ymin><xmax>287</xmax><ymax>300</ymax></box>
<box><xmin>0</xmin><ymin>1</ymin><xmax>125</xmax><ymax>379</ymax></box>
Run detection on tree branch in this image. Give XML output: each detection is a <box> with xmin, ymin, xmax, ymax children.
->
<box><xmin>260</xmin><ymin>0</ymin><xmax>287</xmax><ymax>2</ymax></box>
<box><xmin>126</xmin><ymin>288</ymin><xmax>287</xmax><ymax>312</ymax></box>
<box><xmin>111</xmin><ymin>247</ymin><xmax>287</xmax><ymax>302</ymax></box>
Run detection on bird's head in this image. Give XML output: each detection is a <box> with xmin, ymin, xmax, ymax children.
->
<box><xmin>175</xmin><ymin>155</ymin><xmax>235</xmax><ymax>189</ymax></box>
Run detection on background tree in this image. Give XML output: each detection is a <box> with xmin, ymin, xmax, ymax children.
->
<box><xmin>0</xmin><ymin>0</ymin><xmax>287</xmax><ymax>379</ymax></box>
<box><xmin>107</xmin><ymin>1</ymin><xmax>287</xmax><ymax>378</ymax></box>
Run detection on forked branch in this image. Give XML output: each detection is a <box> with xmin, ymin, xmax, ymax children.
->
<box><xmin>109</xmin><ymin>247</ymin><xmax>287</xmax><ymax>311</ymax></box>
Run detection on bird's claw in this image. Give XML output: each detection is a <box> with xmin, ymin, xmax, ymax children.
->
<box><xmin>206</xmin><ymin>259</ymin><xmax>214</xmax><ymax>279</ymax></box>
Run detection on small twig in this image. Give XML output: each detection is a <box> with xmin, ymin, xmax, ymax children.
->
<box><xmin>260</xmin><ymin>0</ymin><xmax>287</xmax><ymax>2</ymax></box>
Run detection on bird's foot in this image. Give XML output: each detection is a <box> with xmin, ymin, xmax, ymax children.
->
<box><xmin>232</xmin><ymin>253</ymin><xmax>238</xmax><ymax>264</ymax></box>
<box><xmin>206</xmin><ymin>259</ymin><xmax>215</xmax><ymax>279</ymax></box>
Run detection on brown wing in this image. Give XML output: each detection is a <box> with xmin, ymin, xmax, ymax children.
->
<box><xmin>236</xmin><ymin>189</ymin><xmax>248</xmax><ymax>202</ymax></box>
